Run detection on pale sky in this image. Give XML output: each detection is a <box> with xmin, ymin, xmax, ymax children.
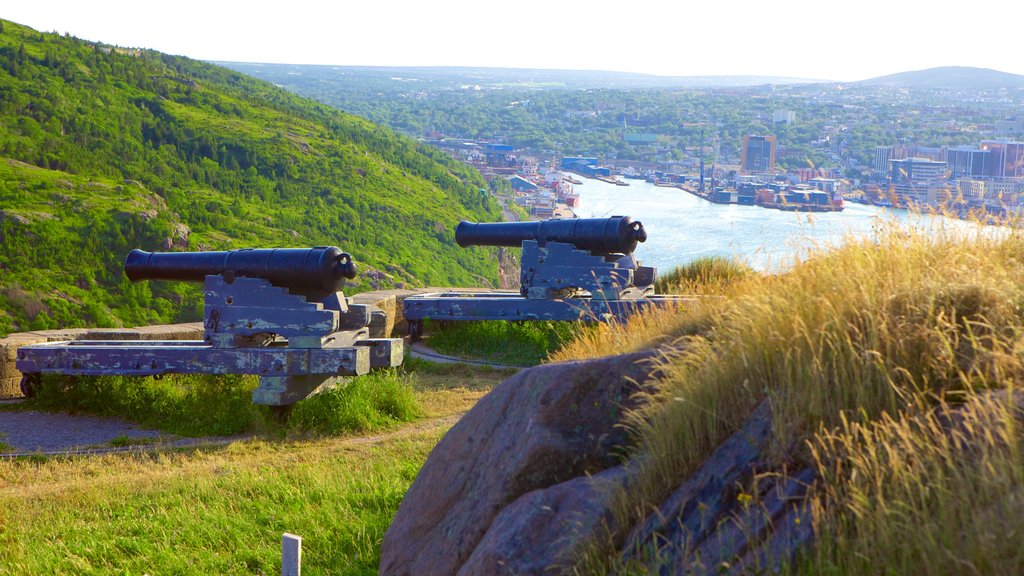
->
<box><xmin>4</xmin><ymin>0</ymin><xmax>1022</xmax><ymax>82</ymax></box>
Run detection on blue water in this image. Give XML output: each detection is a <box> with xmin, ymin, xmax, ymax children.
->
<box><xmin>571</xmin><ymin>178</ymin><xmax>979</xmax><ymax>272</ymax></box>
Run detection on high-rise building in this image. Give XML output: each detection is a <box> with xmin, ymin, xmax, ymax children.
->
<box><xmin>873</xmin><ymin>146</ymin><xmax>892</xmax><ymax>172</ymax></box>
<box><xmin>741</xmin><ymin>135</ymin><xmax>776</xmax><ymax>174</ymax></box>
<box><xmin>980</xmin><ymin>140</ymin><xmax>1024</xmax><ymax>179</ymax></box>
<box><xmin>890</xmin><ymin>157</ymin><xmax>948</xmax><ymax>183</ymax></box>
<box><xmin>946</xmin><ymin>146</ymin><xmax>990</xmax><ymax>178</ymax></box>
<box><xmin>890</xmin><ymin>157</ymin><xmax>948</xmax><ymax>205</ymax></box>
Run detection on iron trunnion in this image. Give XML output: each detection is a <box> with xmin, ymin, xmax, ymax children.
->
<box><xmin>16</xmin><ymin>247</ymin><xmax>403</xmax><ymax>406</ymax></box>
<box><xmin>403</xmin><ymin>216</ymin><xmax>690</xmax><ymax>340</ymax></box>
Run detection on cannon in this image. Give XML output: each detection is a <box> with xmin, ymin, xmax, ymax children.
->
<box><xmin>454</xmin><ymin>217</ymin><xmax>647</xmax><ymax>254</ymax></box>
<box><xmin>16</xmin><ymin>247</ymin><xmax>403</xmax><ymax>407</ymax></box>
<box><xmin>124</xmin><ymin>247</ymin><xmax>358</xmax><ymax>298</ymax></box>
<box><xmin>403</xmin><ymin>216</ymin><xmax>690</xmax><ymax>340</ymax></box>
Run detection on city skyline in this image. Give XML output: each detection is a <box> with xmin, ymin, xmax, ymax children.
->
<box><xmin>4</xmin><ymin>0</ymin><xmax>1024</xmax><ymax>82</ymax></box>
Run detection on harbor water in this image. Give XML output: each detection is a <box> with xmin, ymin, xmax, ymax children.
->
<box><xmin>571</xmin><ymin>177</ymin><xmax>983</xmax><ymax>273</ymax></box>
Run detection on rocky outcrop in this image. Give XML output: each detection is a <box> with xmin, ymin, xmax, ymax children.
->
<box><xmin>460</xmin><ymin>465</ymin><xmax>629</xmax><ymax>575</ymax></box>
<box><xmin>378</xmin><ymin>362</ymin><xmax>825</xmax><ymax>576</ymax></box>
<box><xmin>379</xmin><ymin>349</ymin><xmax>663</xmax><ymax>576</ymax></box>
<box><xmin>622</xmin><ymin>401</ymin><xmax>815</xmax><ymax>575</ymax></box>
<box><xmin>162</xmin><ymin>223</ymin><xmax>191</xmax><ymax>250</ymax></box>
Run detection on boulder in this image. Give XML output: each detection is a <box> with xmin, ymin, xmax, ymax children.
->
<box><xmin>379</xmin><ymin>349</ymin><xmax>663</xmax><ymax>576</ymax></box>
<box><xmin>623</xmin><ymin>401</ymin><xmax>774</xmax><ymax>563</ymax></box>
<box><xmin>459</xmin><ymin>466</ymin><xmax>630</xmax><ymax>575</ymax></box>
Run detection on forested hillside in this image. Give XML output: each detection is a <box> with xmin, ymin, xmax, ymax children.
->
<box><xmin>0</xmin><ymin>20</ymin><xmax>502</xmax><ymax>336</ymax></box>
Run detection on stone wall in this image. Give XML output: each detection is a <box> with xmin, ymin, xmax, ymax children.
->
<box><xmin>0</xmin><ymin>324</ymin><xmax>204</xmax><ymax>399</ymax></box>
<box><xmin>0</xmin><ymin>287</ymin><xmax>465</xmax><ymax>399</ymax></box>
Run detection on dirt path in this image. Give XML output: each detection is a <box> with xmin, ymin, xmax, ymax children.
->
<box><xmin>0</xmin><ymin>401</ymin><xmax>462</xmax><ymax>458</ymax></box>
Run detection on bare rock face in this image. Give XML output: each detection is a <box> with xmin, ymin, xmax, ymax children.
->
<box><xmin>459</xmin><ymin>465</ymin><xmax>631</xmax><ymax>575</ymax></box>
<box><xmin>379</xmin><ymin>349</ymin><xmax>663</xmax><ymax>576</ymax></box>
<box><xmin>163</xmin><ymin>222</ymin><xmax>190</xmax><ymax>250</ymax></box>
<box><xmin>621</xmin><ymin>401</ymin><xmax>817</xmax><ymax>575</ymax></box>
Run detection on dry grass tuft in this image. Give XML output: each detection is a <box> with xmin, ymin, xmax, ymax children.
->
<box><xmin>805</xmin><ymin>391</ymin><xmax>1024</xmax><ymax>574</ymax></box>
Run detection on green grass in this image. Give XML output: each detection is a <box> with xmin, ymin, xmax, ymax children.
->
<box><xmin>9</xmin><ymin>370</ymin><xmax>421</xmax><ymax>438</ymax></box>
<box><xmin>653</xmin><ymin>255</ymin><xmax>755</xmax><ymax>294</ymax></box>
<box><xmin>288</xmin><ymin>370</ymin><xmax>420</xmax><ymax>435</ymax></box>
<box><xmin>107</xmin><ymin>435</ymin><xmax>158</xmax><ymax>448</ymax></box>
<box><xmin>0</xmin><ymin>359</ymin><xmax>511</xmax><ymax>575</ymax></box>
<box><xmin>0</xmin><ymin>432</ymin><xmax>439</xmax><ymax>575</ymax></box>
<box><xmin>424</xmin><ymin>319</ymin><xmax>587</xmax><ymax>366</ymax></box>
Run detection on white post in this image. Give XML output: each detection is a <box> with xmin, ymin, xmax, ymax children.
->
<box><xmin>282</xmin><ymin>533</ymin><xmax>302</xmax><ymax>576</ymax></box>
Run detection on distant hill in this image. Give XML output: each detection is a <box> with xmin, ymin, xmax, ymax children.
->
<box><xmin>0</xmin><ymin>20</ymin><xmax>502</xmax><ymax>336</ymax></box>
<box><xmin>859</xmin><ymin>66</ymin><xmax>1024</xmax><ymax>90</ymax></box>
<box><xmin>219</xmin><ymin>63</ymin><xmax>825</xmax><ymax>91</ymax></box>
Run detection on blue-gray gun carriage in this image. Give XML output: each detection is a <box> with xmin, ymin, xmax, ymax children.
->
<box><xmin>16</xmin><ymin>247</ymin><xmax>403</xmax><ymax>406</ymax></box>
<box><xmin>403</xmin><ymin>216</ymin><xmax>690</xmax><ymax>340</ymax></box>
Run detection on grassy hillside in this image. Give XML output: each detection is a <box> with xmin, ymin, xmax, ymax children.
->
<box><xmin>0</xmin><ymin>19</ymin><xmax>502</xmax><ymax>336</ymax></box>
<box><xmin>555</xmin><ymin>218</ymin><xmax>1024</xmax><ymax>573</ymax></box>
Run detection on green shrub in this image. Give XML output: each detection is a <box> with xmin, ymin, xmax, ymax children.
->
<box><xmin>425</xmin><ymin>320</ymin><xmax>586</xmax><ymax>366</ymax></box>
<box><xmin>288</xmin><ymin>370</ymin><xmax>420</xmax><ymax>435</ymax></box>
<box><xmin>23</xmin><ymin>370</ymin><xmax>420</xmax><ymax>437</ymax></box>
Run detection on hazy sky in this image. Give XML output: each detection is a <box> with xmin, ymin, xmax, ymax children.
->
<box><xmin>4</xmin><ymin>1</ymin><xmax>1022</xmax><ymax>82</ymax></box>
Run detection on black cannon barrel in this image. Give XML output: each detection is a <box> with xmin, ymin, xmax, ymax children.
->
<box><xmin>455</xmin><ymin>216</ymin><xmax>647</xmax><ymax>254</ymax></box>
<box><xmin>124</xmin><ymin>247</ymin><xmax>358</xmax><ymax>297</ymax></box>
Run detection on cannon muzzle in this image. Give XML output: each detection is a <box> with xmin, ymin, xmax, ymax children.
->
<box><xmin>455</xmin><ymin>216</ymin><xmax>646</xmax><ymax>255</ymax></box>
<box><xmin>125</xmin><ymin>247</ymin><xmax>357</xmax><ymax>298</ymax></box>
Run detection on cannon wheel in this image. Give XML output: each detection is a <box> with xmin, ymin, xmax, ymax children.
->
<box><xmin>19</xmin><ymin>373</ymin><xmax>42</xmax><ymax>398</ymax></box>
<box><xmin>408</xmin><ymin>320</ymin><xmax>423</xmax><ymax>342</ymax></box>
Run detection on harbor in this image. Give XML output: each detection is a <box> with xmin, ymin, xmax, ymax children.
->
<box><xmin>569</xmin><ymin>176</ymin><xmax>976</xmax><ymax>273</ymax></box>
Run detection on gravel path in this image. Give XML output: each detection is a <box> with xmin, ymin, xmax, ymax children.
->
<box><xmin>410</xmin><ymin>341</ymin><xmax>531</xmax><ymax>369</ymax></box>
<box><xmin>0</xmin><ymin>400</ymin><xmax>463</xmax><ymax>458</ymax></box>
<box><xmin>0</xmin><ymin>401</ymin><xmax>250</xmax><ymax>456</ymax></box>
<box><xmin>0</xmin><ymin>405</ymin><xmax>161</xmax><ymax>452</ymax></box>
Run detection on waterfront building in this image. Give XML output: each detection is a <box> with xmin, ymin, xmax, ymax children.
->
<box><xmin>809</xmin><ymin>177</ymin><xmax>843</xmax><ymax>194</ymax></box>
<box><xmin>741</xmin><ymin>135</ymin><xmax>776</xmax><ymax>175</ymax></box>
<box><xmin>986</xmin><ymin>180</ymin><xmax>1024</xmax><ymax>205</ymax></box>
<box><xmin>561</xmin><ymin>157</ymin><xmax>598</xmax><ymax>171</ymax></box>
<box><xmin>485</xmin><ymin>143</ymin><xmax>515</xmax><ymax>168</ymax></box>
<box><xmin>890</xmin><ymin>157</ymin><xmax>948</xmax><ymax>183</ymax></box>
<box><xmin>509</xmin><ymin>175</ymin><xmax>539</xmax><ymax>192</ymax></box>
<box><xmin>926</xmin><ymin>183</ymin><xmax>957</xmax><ymax>206</ymax></box>
<box><xmin>956</xmin><ymin>179</ymin><xmax>987</xmax><ymax>204</ymax></box>
<box><xmin>889</xmin><ymin>157</ymin><xmax>948</xmax><ymax>205</ymax></box>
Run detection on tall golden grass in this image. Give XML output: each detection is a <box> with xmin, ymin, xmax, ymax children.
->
<box><xmin>561</xmin><ymin>215</ymin><xmax>1024</xmax><ymax>572</ymax></box>
<box><xmin>804</xmin><ymin>391</ymin><xmax>1024</xmax><ymax>573</ymax></box>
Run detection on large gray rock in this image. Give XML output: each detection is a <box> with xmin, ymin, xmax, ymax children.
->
<box><xmin>620</xmin><ymin>400</ymin><xmax>815</xmax><ymax>575</ymax></box>
<box><xmin>623</xmin><ymin>401</ymin><xmax>775</xmax><ymax>564</ymax></box>
<box><xmin>379</xmin><ymin>349</ymin><xmax>663</xmax><ymax>576</ymax></box>
<box><xmin>459</xmin><ymin>466</ymin><xmax>630</xmax><ymax>575</ymax></box>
